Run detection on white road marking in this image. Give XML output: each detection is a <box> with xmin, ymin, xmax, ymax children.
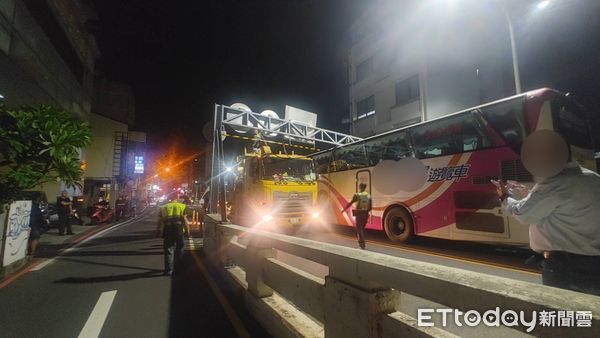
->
<box><xmin>30</xmin><ymin>213</ymin><xmax>148</xmax><ymax>272</ymax></box>
<box><xmin>29</xmin><ymin>258</ymin><xmax>55</xmax><ymax>271</ymax></box>
<box><xmin>188</xmin><ymin>237</ymin><xmax>195</xmax><ymax>250</ymax></box>
<box><xmin>78</xmin><ymin>290</ymin><xmax>118</xmax><ymax>338</ymax></box>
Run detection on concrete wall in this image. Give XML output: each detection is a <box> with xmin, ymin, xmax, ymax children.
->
<box><xmin>85</xmin><ymin>113</ymin><xmax>128</xmax><ymax>179</ymax></box>
<box><xmin>204</xmin><ymin>215</ymin><xmax>600</xmax><ymax>338</ymax></box>
<box><xmin>0</xmin><ymin>0</ymin><xmax>97</xmax><ymax>118</ymax></box>
<box><xmin>93</xmin><ymin>79</ymin><xmax>136</xmax><ymax>127</ymax></box>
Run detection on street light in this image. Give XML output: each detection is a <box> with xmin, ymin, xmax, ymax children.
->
<box><xmin>499</xmin><ymin>0</ymin><xmax>550</xmax><ymax>94</ymax></box>
<box><xmin>537</xmin><ymin>0</ymin><xmax>550</xmax><ymax>9</ymax></box>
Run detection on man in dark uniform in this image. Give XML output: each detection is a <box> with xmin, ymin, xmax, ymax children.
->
<box><xmin>57</xmin><ymin>190</ymin><xmax>73</xmax><ymax>235</ymax></box>
<box><xmin>28</xmin><ymin>193</ymin><xmax>45</xmax><ymax>256</ymax></box>
<box><xmin>342</xmin><ymin>183</ymin><xmax>372</xmax><ymax>250</ymax></box>
<box><xmin>115</xmin><ymin>195</ymin><xmax>128</xmax><ymax>221</ymax></box>
<box><xmin>156</xmin><ymin>195</ymin><xmax>190</xmax><ymax>276</ymax></box>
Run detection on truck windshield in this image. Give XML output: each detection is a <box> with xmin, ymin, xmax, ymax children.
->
<box><xmin>262</xmin><ymin>157</ymin><xmax>316</xmax><ymax>181</ymax></box>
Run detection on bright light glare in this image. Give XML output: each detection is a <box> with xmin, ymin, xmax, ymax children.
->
<box><xmin>537</xmin><ymin>0</ymin><xmax>549</xmax><ymax>9</ymax></box>
<box><xmin>262</xmin><ymin>214</ymin><xmax>273</xmax><ymax>222</ymax></box>
<box><xmin>166</xmin><ymin>168</ymin><xmax>171</xmax><ymax>172</ymax></box>
<box><xmin>311</xmin><ymin>211</ymin><xmax>320</xmax><ymax>219</ymax></box>
<box><xmin>225</xmin><ymin>167</ymin><xmax>233</xmax><ymax>172</ymax></box>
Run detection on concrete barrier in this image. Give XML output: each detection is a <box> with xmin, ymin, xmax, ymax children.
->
<box><xmin>203</xmin><ymin>214</ymin><xmax>600</xmax><ymax>338</ymax></box>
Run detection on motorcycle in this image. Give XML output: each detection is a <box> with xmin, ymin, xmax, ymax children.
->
<box><xmin>89</xmin><ymin>203</ymin><xmax>115</xmax><ymax>225</ymax></box>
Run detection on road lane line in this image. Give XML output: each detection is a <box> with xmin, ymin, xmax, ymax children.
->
<box><xmin>188</xmin><ymin>237</ymin><xmax>250</xmax><ymax>338</ymax></box>
<box><xmin>29</xmin><ymin>258</ymin><xmax>55</xmax><ymax>271</ymax></box>
<box><xmin>78</xmin><ymin>290</ymin><xmax>118</xmax><ymax>338</ymax></box>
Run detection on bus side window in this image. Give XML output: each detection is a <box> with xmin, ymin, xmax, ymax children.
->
<box><xmin>371</xmin><ymin>131</ymin><xmax>410</xmax><ymax>162</ymax></box>
<box><xmin>551</xmin><ymin>98</ymin><xmax>592</xmax><ymax>149</ymax></box>
<box><xmin>411</xmin><ymin>113</ymin><xmax>493</xmax><ymax>158</ymax></box>
<box><xmin>313</xmin><ymin>151</ymin><xmax>332</xmax><ymax>174</ymax></box>
<box><xmin>479</xmin><ymin>97</ymin><xmax>526</xmax><ymax>151</ymax></box>
<box><xmin>332</xmin><ymin>144</ymin><xmax>367</xmax><ymax>171</ymax></box>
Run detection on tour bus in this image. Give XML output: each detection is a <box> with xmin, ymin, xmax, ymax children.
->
<box><xmin>312</xmin><ymin>88</ymin><xmax>596</xmax><ymax>245</ymax></box>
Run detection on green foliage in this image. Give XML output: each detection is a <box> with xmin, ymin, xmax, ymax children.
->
<box><xmin>0</xmin><ymin>105</ymin><xmax>91</xmax><ymax>205</ymax></box>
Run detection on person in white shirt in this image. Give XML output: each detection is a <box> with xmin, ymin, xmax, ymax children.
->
<box><xmin>496</xmin><ymin>162</ymin><xmax>600</xmax><ymax>295</ymax></box>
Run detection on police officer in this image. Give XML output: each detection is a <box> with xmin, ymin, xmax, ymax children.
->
<box><xmin>342</xmin><ymin>183</ymin><xmax>372</xmax><ymax>250</ymax></box>
<box><xmin>156</xmin><ymin>194</ymin><xmax>191</xmax><ymax>276</ymax></box>
<box><xmin>57</xmin><ymin>190</ymin><xmax>73</xmax><ymax>235</ymax></box>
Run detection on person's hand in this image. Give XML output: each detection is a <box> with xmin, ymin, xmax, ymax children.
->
<box><xmin>507</xmin><ymin>180</ymin><xmax>530</xmax><ymax>197</ymax></box>
<box><xmin>491</xmin><ymin>180</ymin><xmax>508</xmax><ymax>197</ymax></box>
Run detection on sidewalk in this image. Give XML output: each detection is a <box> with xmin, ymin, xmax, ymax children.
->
<box><xmin>35</xmin><ymin>222</ymin><xmax>107</xmax><ymax>258</ymax></box>
<box><xmin>0</xmin><ymin>214</ymin><xmax>139</xmax><ymax>282</ymax></box>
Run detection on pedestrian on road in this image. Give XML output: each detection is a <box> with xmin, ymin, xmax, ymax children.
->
<box><xmin>496</xmin><ymin>161</ymin><xmax>600</xmax><ymax>296</ymax></box>
<box><xmin>28</xmin><ymin>193</ymin><xmax>45</xmax><ymax>256</ymax></box>
<box><xmin>156</xmin><ymin>195</ymin><xmax>191</xmax><ymax>276</ymax></box>
<box><xmin>130</xmin><ymin>195</ymin><xmax>138</xmax><ymax>218</ymax></box>
<box><xmin>341</xmin><ymin>183</ymin><xmax>371</xmax><ymax>250</ymax></box>
<box><xmin>115</xmin><ymin>194</ymin><xmax>128</xmax><ymax>221</ymax></box>
<box><xmin>57</xmin><ymin>190</ymin><xmax>73</xmax><ymax>236</ymax></box>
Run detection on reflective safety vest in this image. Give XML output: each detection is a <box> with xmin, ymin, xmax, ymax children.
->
<box><xmin>160</xmin><ymin>201</ymin><xmax>187</xmax><ymax>225</ymax></box>
<box><xmin>355</xmin><ymin>191</ymin><xmax>371</xmax><ymax>211</ymax></box>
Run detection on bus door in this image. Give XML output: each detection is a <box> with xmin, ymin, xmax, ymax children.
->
<box><xmin>356</xmin><ymin>170</ymin><xmax>372</xmax><ymax>224</ymax></box>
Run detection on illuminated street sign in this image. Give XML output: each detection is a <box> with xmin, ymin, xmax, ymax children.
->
<box><xmin>134</xmin><ymin>155</ymin><xmax>144</xmax><ymax>174</ymax></box>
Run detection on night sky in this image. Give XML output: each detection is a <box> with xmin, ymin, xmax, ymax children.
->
<box><xmin>92</xmin><ymin>0</ymin><xmax>367</xmax><ymax>156</ymax></box>
<box><xmin>92</xmin><ymin>0</ymin><xmax>600</xmax><ymax>159</ymax></box>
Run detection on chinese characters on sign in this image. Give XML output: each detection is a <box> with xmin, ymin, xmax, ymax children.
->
<box><xmin>427</xmin><ymin>164</ymin><xmax>470</xmax><ymax>182</ymax></box>
<box><xmin>417</xmin><ymin>308</ymin><xmax>593</xmax><ymax>332</ymax></box>
<box><xmin>134</xmin><ymin>156</ymin><xmax>144</xmax><ymax>174</ymax></box>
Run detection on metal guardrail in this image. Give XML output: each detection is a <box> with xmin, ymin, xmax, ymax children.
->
<box><xmin>203</xmin><ymin>215</ymin><xmax>600</xmax><ymax>338</ymax></box>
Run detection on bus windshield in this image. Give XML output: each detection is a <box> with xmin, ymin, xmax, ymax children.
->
<box><xmin>262</xmin><ymin>157</ymin><xmax>316</xmax><ymax>181</ymax></box>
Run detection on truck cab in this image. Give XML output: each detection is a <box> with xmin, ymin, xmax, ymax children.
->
<box><xmin>231</xmin><ymin>146</ymin><xmax>319</xmax><ymax>227</ymax></box>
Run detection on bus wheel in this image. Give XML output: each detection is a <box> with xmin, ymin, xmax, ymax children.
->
<box><xmin>383</xmin><ymin>207</ymin><xmax>413</xmax><ymax>243</ymax></box>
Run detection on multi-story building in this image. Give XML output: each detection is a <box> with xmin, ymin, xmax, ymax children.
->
<box><xmin>346</xmin><ymin>0</ymin><xmax>516</xmax><ymax>137</ymax></box>
<box><xmin>86</xmin><ymin>79</ymin><xmax>145</xmax><ymax>207</ymax></box>
<box><xmin>0</xmin><ymin>0</ymin><xmax>99</xmax><ymax>199</ymax></box>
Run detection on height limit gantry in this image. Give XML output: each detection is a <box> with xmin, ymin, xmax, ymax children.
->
<box><xmin>209</xmin><ymin>104</ymin><xmax>362</xmax><ymax>219</ymax></box>
<box><xmin>218</xmin><ymin>104</ymin><xmax>363</xmax><ymax>147</ymax></box>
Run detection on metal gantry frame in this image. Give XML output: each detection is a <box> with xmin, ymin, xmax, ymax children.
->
<box><xmin>208</xmin><ymin>104</ymin><xmax>363</xmax><ymax>220</ymax></box>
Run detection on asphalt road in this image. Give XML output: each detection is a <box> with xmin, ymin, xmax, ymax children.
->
<box><xmin>0</xmin><ymin>208</ymin><xmax>270</xmax><ymax>338</ymax></box>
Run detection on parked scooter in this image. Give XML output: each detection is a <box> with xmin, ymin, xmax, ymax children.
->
<box><xmin>89</xmin><ymin>202</ymin><xmax>115</xmax><ymax>225</ymax></box>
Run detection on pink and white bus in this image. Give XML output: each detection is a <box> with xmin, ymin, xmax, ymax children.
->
<box><xmin>312</xmin><ymin>88</ymin><xmax>596</xmax><ymax>245</ymax></box>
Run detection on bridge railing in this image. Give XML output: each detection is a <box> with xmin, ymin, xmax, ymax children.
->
<box><xmin>202</xmin><ymin>214</ymin><xmax>600</xmax><ymax>338</ymax></box>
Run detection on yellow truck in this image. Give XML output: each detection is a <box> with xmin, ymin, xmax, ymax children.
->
<box><xmin>230</xmin><ymin>146</ymin><xmax>319</xmax><ymax>228</ymax></box>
